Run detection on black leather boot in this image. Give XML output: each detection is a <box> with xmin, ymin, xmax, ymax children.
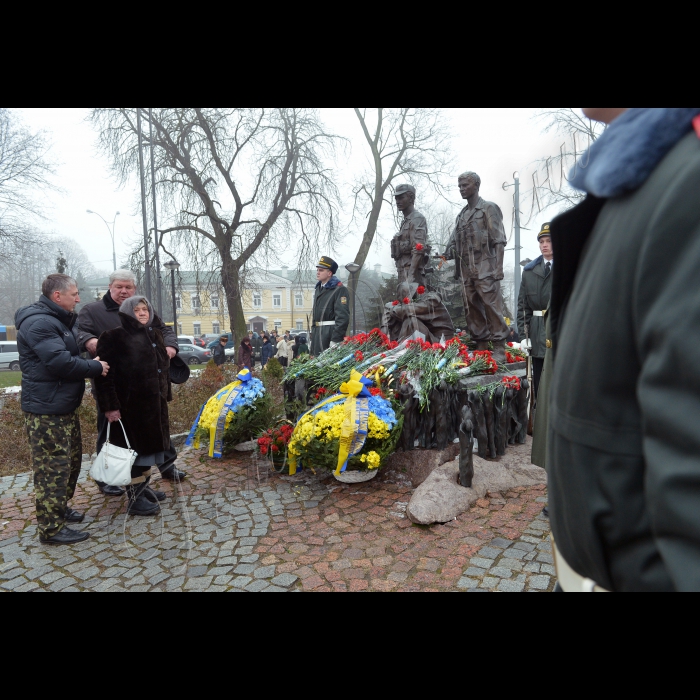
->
<box><xmin>144</xmin><ymin>487</ymin><xmax>166</xmax><ymax>502</ymax></box>
<box><xmin>126</xmin><ymin>478</ymin><xmax>160</xmax><ymax>516</ymax></box>
<box><xmin>40</xmin><ymin>527</ymin><xmax>90</xmax><ymax>545</ymax></box>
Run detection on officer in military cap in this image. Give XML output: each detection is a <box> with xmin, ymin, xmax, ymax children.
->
<box><xmin>517</xmin><ymin>222</ymin><xmax>553</xmax><ymax>396</ymax></box>
<box><xmin>391</xmin><ymin>184</ymin><xmax>429</xmax><ymax>295</ymax></box>
<box><xmin>310</xmin><ymin>256</ymin><xmax>350</xmax><ymax>356</ymax></box>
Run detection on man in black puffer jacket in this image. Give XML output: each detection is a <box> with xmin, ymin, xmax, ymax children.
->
<box><xmin>16</xmin><ymin>274</ymin><xmax>109</xmax><ymax>545</ymax></box>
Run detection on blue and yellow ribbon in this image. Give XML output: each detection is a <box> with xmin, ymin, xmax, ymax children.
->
<box><xmin>211</xmin><ymin>369</ymin><xmax>251</xmax><ymax>458</ymax></box>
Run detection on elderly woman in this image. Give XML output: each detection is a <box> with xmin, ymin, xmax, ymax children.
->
<box><xmin>94</xmin><ymin>296</ymin><xmax>172</xmax><ymax>516</ymax></box>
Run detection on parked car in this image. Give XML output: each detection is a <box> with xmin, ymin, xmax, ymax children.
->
<box><xmin>177</xmin><ymin>335</ymin><xmax>195</xmax><ymax>346</ymax></box>
<box><xmin>0</xmin><ymin>341</ymin><xmax>20</xmax><ymax>372</ymax></box>
<box><xmin>177</xmin><ymin>344</ymin><xmax>212</xmax><ymax>366</ymax></box>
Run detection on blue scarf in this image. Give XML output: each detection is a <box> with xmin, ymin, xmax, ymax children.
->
<box><xmin>569</xmin><ymin>108</ymin><xmax>700</xmax><ymax>198</ymax></box>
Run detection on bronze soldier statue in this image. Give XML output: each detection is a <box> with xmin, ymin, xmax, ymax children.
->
<box><xmin>390</xmin><ymin>183</ymin><xmax>429</xmax><ymax>295</ymax></box>
<box><xmin>442</xmin><ymin>171</ymin><xmax>509</xmax><ymax>362</ymax></box>
<box><xmin>383</xmin><ymin>184</ymin><xmax>453</xmax><ymax>343</ymax></box>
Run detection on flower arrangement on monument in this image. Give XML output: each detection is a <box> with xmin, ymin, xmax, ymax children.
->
<box><xmin>185</xmin><ymin>368</ymin><xmax>268</xmax><ymax>458</ymax></box>
<box><xmin>287</xmin><ymin>370</ymin><xmax>403</xmax><ymax>480</ymax></box>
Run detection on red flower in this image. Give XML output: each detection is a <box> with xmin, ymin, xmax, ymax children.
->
<box><xmin>415</xmin><ymin>243</ymin><xmax>424</xmax><ymax>251</ymax></box>
<box><xmin>416</xmin><ymin>285</ymin><xmax>425</xmax><ymax>295</ymax></box>
<box><xmin>271</xmin><ymin>444</ymin><xmax>280</xmax><ymax>453</ymax></box>
<box><xmin>392</xmin><ymin>300</ymin><xmax>399</xmax><ymax>306</ymax></box>
<box><xmin>507</xmin><ymin>342</ymin><xmax>513</xmax><ymax>347</ymax></box>
<box><xmin>381</xmin><ymin>353</ymin><xmax>386</xmax><ymax>359</ymax></box>
<box><xmin>370</xmin><ymin>387</ymin><xmax>383</xmax><ymax>396</ymax></box>
<box><xmin>260</xmin><ymin>446</ymin><xmax>268</xmax><ymax>455</ymax></box>
<box><xmin>355</xmin><ymin>351</ymin><xmax>364</xmax><ymax>361</ymax></box>
<box><xmin>403</xmin><ymin>297</ymin><xmax>410</xmax><ymax>305</ymax></box>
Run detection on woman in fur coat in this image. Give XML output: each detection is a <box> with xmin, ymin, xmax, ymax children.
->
<box><xmin>94</xmin><ymin>296</ymin><xmax>171</xmax><ymax>516</ymax></box>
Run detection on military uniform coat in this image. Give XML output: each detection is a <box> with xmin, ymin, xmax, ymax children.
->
<box><xmin>517</xmin><ymin>255</ymin><xmax>552</xmax><ymax>359</ymax></box>
<box><xmin>547</xmin><ymin>130</ymin><xmax>700</xmax><ymax>591</ymax></box>
<box><xmin>310</xmin><ymin>276</ymin><xmax>349</xmax><ymax>356</ymax></box>
<box><xmin>390</xmin><ymin>209</ymin><xmax>428</xmax><ymax>289</ymax></box>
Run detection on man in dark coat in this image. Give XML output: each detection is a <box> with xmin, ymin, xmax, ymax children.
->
<box><xmin>212</xmin><ymin>335</ymin><xmax>228</xmax><ymax>366</ymax></box>
<box><xmin>16</xmin><ymin>274</ymin><xmax>109</xmax><ymax>545</ymax></box>
<box><xmin>546</xmin><ymin>107</ymin><xmax>700</xmax><ymax>591</ymax></box>
<box><xmin>310</xmin><ymin>256</ymin><xmax>349</xmax><ymax>356</ymax></box>
<box><xmin>249</xmin><ymin>331</ymin><xmax>262</xmax><ymax>368</ymax></box>
<box><xmin>517</xmin><ymin>222</ymin><xmax>553</xmax><ymax>396</ymax></box>
<box><xmin>76</xmin><ymin>269</ymin><xmax>185</xmax><ymax>496</ymax></box>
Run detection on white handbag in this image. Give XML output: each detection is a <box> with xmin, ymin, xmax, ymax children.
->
<box><xmin>90</xmin><ymin>420</ymin><xmax>137</xmax><ymax>487</ymax></box>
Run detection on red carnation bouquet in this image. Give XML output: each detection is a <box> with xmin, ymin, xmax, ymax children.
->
<box><xmin>257</xmin><ymin>423</ymin><xmax>294</xmax><ymax>460</ymax></box>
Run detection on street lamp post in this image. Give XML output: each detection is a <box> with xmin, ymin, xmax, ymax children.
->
<box><xmin>345</xmin><ymin>262</ymin><xmax>361</xmax><ymax>336</ymax></box>
<box><xmin>86</xmin><ymin>210</ymin><xmax>120</xmax><ymax>270</ymax></box>
<box><xmin>163</xmin><ymin>259</ymin><xmax>180</xmax><ymax>335</ymax></box>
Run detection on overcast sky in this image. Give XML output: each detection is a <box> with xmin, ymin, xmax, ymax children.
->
<box><xmin>16</xmin><ymin>108</ymin><xmax>568</xmax><ymax>277</ymax></box>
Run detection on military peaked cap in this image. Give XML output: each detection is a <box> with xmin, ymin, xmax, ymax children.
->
<box><xmin>316</xmin><ymin>256</ymin><xmax>338</xmax><ymax>274</ymax></box>
<box><xmin>537</xmin><ymin>222</ymin><xmax>552</xmax><ymax>240</ymax></box>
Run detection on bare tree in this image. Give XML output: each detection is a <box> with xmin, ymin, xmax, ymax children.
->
<box><xmin>521</xmin><ymin>108</ymin><xmax>606</xmax><ymax>223</ymax></box>
<box><xmin>91</xmin><ymin>108</ymin><xmax>341</xmax><ymax>345</ymax></box>
<box><xmin>0</xmin><ymin>109</ymin><xmax>56</xmax><ymax>242</ymax></box>
<box><xmin>0</xmin><ymin>233</ymin><xmax>95</xmax><ymax>321</ymax></box>
<box><xmin>350</xmin><ymin>108</ymin><xmax>453</xmax><ymax>276</ymax></box>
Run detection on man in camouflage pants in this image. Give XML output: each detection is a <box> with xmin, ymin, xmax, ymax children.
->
<box><xmin>15</xmin><ymin>274</ymin><xmax>109</xmax><ymax>545</ymax></box>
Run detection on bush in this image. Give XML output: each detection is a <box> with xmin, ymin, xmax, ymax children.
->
<box><xmin>263</xmin><ymin>356</ymin><xmax>284</xmax><ymax>381</ymax></box>
<box><xmin>0</xmin><ymin>386</ymin><xmax>100</xmax><ymax>477</ymax></box>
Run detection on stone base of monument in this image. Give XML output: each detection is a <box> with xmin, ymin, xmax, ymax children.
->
<box><xmin>406</xmin><ymin>439</ymin><xmax>546</xmax><ymax>525</ymax></box>
<box><xmin>383</xmin><ymin>442</ymin><xmax>460</xmax><ymax>487</ymax></box>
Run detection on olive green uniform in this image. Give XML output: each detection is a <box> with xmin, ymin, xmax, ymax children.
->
<box><xmin>310</xmin><ymin>278</ymin><xmax>350</xmax><ymax>356</ymax></box>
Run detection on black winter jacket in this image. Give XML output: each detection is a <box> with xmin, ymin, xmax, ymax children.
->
<box><xmin>15</xmin><ymin>296</ymin><xmax>104</xmax><ymax>415</ymax></box>
<box><xmin>94</xmin><ymin>313</ymin><xmax>171</xmax><ymax>456</ymax></box>
<box><xmin>76</xmin><ymin>290</ymin><xmax>178</xmax><ymax>353</ymax></box>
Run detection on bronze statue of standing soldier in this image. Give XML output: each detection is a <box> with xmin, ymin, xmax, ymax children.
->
<box><xmin>442</xmin><ymin>171</ymin><xmax>509</xmax><ymax>362</ymax></box>
<box><xmin>383</xmin><ymin>184</ymin><xmax>453</xmax><ymax>343</ymax></box>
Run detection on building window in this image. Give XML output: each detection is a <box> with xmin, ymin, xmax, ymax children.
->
<box><xmin>212</xmin><ymin>322</ymin><xmax>220</xmax><ymax>335</ymax></box>
<box><xmin>296</xmin><ymin>321</ymin><xmax>304</xmax><ymax>331</ymax></box>
<box><xmin>177</xmin><ymin>323</ymin><xmax>182</xmax><ymax>335</ymax></box>
<box><xmin>275</xmin><ymin>321</ymin><xmax>282</xmax><ymax>331</ymax></box>
<box><xmin>191</xmin><ymin>295</ymin><xmax>200</xmax><ymax>311</ymax></box>
<box><xmin>253</xmin><ymin>292</ymin><xmax>262</xmax><ymax>308</ymax></box>
<box><xmin>295</xmin><ymin>292</ymin><xmax>303</xmax><ymax>307</ymax></box>
<box><xmin>273</xmin><ymin>294</ymin><xmax>281</xmax><ymax>308</ymax></box>
<box><xmin>175</xmin><ymin>295</ymin><xmax>181</xmax><ymax>310</ymax></box>
<box><xmin>211</xmin><ymin>295</ymin><xmax>219</xmax><ymax>309</ymax></box>
<box><xmin>193</xmin><ymin>323</ymin><xmax>201</xmax><ymax>336</ymax></box>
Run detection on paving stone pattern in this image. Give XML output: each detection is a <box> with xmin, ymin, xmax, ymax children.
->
<box><xmin>0</xmin><ymin>445</ymin><xmax>552</xmax><ymax>592</ymax></box>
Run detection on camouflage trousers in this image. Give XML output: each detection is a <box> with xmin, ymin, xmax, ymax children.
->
<box><xmin>24</xmin><ymin>411</ymin><xmax>82</xmax><ymax>538</ymax></box>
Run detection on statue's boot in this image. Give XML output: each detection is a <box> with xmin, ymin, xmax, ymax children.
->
<box><xmin>491</xmin><ymin>341</ymin><xmax>506</xmax><ymax>364</ymax></box>
<box><xmin>475</xmin><ymin>340</ymin><xmax>490</xmax><ymax>351</ymax></box>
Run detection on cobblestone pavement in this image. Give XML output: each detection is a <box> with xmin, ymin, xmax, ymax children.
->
<box><xmin>0</xmin><ymin>442</ymin><xmax>552</xmax><ymax>592</ymax></box>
